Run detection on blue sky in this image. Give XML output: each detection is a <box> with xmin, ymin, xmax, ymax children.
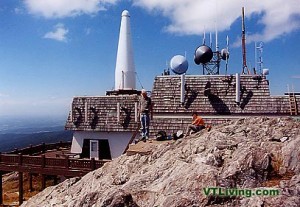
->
<box><xmin>0</xmin><ymin>0</ymin><xmax>300</xmax><ymax>119</ymax></box>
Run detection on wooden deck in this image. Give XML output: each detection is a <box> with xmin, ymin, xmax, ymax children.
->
<box><xmin>0</xmin><ymin>153</ymin><xmax>107</xmax><ymax>177</ymax></box>
<box><xmin>0</xmin><ymin>142</ymin><xmax>110</xmax><ymax>206</ymax></box>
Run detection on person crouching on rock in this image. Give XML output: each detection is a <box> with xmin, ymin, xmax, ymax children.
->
<box><xmin>184</xmin><ymin>112</ymin><xmax>206</xmax><ymax>138</ymax></box>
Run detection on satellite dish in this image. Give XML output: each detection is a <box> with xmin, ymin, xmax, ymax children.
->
<box><xmin>170</xmin><ymin>55</ymin><xmax>189</xmax><ymax>75</ymax></box>
<box><xmin>221</xmin><ymin>48</ymin><xmax>230</xmax><ymax>60</ymax></box>
<box><xmin>194</xmin><ymin>45</ymin><xmax>213</xmax><ymax>65</ymax></box>
<box><xmin>262</xmin><ymin>68</ymin><xmax>269</xmax><ymax>75</ymax></box>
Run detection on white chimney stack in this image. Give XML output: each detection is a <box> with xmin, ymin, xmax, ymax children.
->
<box><xmin>115</xmin><ymin>10</ymin><xmax>136</xmax><ymax>90</ymax></box>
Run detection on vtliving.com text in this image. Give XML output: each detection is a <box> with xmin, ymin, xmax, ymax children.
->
<box><xmin>203</xmin><ymin>187</ymin><xmax>280</xmax><ymax>197</ymax></box>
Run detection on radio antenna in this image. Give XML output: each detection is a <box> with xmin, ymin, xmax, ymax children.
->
<box><xmin>241</xmin><ymin>7</ymin><xmax>250</xmax><ymax>74</ymax></box>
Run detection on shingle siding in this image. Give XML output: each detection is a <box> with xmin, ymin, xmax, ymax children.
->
<box><xmin>65</xmin><ymin>95</ymin><xmax>140</xmax><ymax>131</ymax></box>
<box><xmin>147</xmin><ymin>75</ymin><xmax>298</xmax><ymax>137</ymax></box>
<box><xmin>149</xmin><ymin>117</ymin><xmax>231</xmax><ymax>137</ymax></box>
<box><xmin>151</xmin><ymin>75</ymin><xmax>292</xmax><ymax>115</ymax></box>
<box><xmin>65</xmin><ymin>75</ymin><xmax>299</xmax><ymax>137</ymax></box>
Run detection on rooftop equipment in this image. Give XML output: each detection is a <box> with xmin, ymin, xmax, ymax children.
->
<box><xmin>194</xmin><ymin>27</ymin><xmax>230</xmax><ymax>75</ymax></box>
<box><xmin>241</xmin><ymin>7</ymin><xmax>250</xmax><ymax>75</ymax></box>
<box><xmin>170</xmin><ymin>55</ymin><xmax>189</xmax><ymax>75</ymax></box>
<box><xmin>194</xmin><ymin>45</ymin><xmax>213</xmax><ymax>65</ymax></box>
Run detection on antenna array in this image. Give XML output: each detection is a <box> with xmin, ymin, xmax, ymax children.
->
<box><xmin>241</xmin><ymin>7</ymin><xmax>250</xmax><ymax>75</ymax></box>
<box><xmin>194</xmin><ymin>32</ymin><xmax>229</xmax><ymax>75</ymax></box>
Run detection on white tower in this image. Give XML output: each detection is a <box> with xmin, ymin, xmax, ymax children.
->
<box><xmin>115</xmin><ymin>10</ymin><xmax>136</xmax><ymax>90</ymax></box>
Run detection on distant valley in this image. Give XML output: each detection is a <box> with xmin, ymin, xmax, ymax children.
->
<box><xmin>0</xmin><ymin>116</ymin><xmax>72</xmax><ymax>152</ymax></box>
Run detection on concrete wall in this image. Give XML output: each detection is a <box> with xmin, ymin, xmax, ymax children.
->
<box><xmin>71</xmin><ymin>131</ymin><xmax>133</xmax><ymax>159</ymax></box>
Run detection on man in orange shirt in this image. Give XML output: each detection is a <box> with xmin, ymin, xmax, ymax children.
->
<box><xmin>184</xmin><ymin>112</ymin><xmax>206</xmax><ymax>138</ymax></box>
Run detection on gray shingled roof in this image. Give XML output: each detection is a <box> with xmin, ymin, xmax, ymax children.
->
<box><xmin>65</xmin><ymin>95</ymin><xmax>140</xmax><ymax>131</ymax></box>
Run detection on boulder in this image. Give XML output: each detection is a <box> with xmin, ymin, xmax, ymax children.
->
<box><xmin>21</xmin><ymin>117</ymin><xmax>300</xmax><ymax>207</ymax></box>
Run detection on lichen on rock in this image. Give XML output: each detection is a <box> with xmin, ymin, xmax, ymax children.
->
<box><xmin>21</xmin><ymin>117</ymin><xmax>300</xmax><ymax>207</ymax></box>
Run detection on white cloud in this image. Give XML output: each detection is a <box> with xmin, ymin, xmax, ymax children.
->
<box><xmin>133</xmin><ymin>0</ymin><xmax>300</xmax><ymax>43</ymax></box>
<box><xmin>291</xmin><ymin>75</ymin><xmax>300</xmax><ymax>79</ymax></box>
<box><xmin>24</xmin><ymin>0</ymin><xmax>300</xmax><ymax>43</ymax></box>
<box><xmin>24</xmin><ymin>0</ymin><xmax>118</xmax><ymax>18</ymax></box>
<box><xmin>43</xmin><ymin>23</ymin><xmax>69</xmax><ymax>42</ymax></box>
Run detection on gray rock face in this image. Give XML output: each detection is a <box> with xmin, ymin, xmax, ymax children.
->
<box><xmin>21</xmin><ymin>117</ymin><xmax>300</xmax><ymax>207</ymax></box>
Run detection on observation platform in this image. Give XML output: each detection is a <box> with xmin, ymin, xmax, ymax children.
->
<box><xmin>0</xmin><ymin>142</ymin><xmax>109</xmax><ymax>206</ymax></box>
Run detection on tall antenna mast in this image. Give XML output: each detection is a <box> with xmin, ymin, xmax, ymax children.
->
<box><xmin>210</xmin><ymin>32</ymin><xmax>212</xmax><ymax>48</ymax></box>
<box><xmin>241</xmin><ymin>7</ymin><xmax>250</xmax><ymax>75</ymax></box>
<box><xmin>255</xmin><ymin>42</ymin><xmax>264</xmax><ymax>74</ymax></box>
<box><xmin>225</xmin><ymin>35</ymin><xmax>229</xmax><ymax>75</ymax></box>
<box><xmin>215</xmin><ymin>23</ymin><xmax>219</xmax><ymax>52</ymax></box>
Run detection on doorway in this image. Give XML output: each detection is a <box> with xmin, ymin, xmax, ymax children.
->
<box><xmin>90</xmin><ymin>140</ymin><xmax>99</xmax><ymax>160</ymax></box>
<box><xmin>98</xmin><ymin>139</ymin><xmax>112</xmax><ymax>159</ymax></box>
<box><xmin>86</xmin><ymin>139</ymin><xmax>112</xmax><ymax>160</ymax></box>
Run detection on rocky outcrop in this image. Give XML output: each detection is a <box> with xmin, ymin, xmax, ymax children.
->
<box><xmin>21</xmin><ymin>117</ymin><xmax>300</xmax><ymax>207</ymax></box>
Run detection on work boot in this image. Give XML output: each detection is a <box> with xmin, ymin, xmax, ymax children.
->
<box><xmin>207</xmin><ymin>125</ymin><xmax>212</xmax><ymax>132</ymax></box>
<box><xmin>140</xmin><ymin>137</ymin><xmax>146</xmax><ymax>142</ymax></box>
